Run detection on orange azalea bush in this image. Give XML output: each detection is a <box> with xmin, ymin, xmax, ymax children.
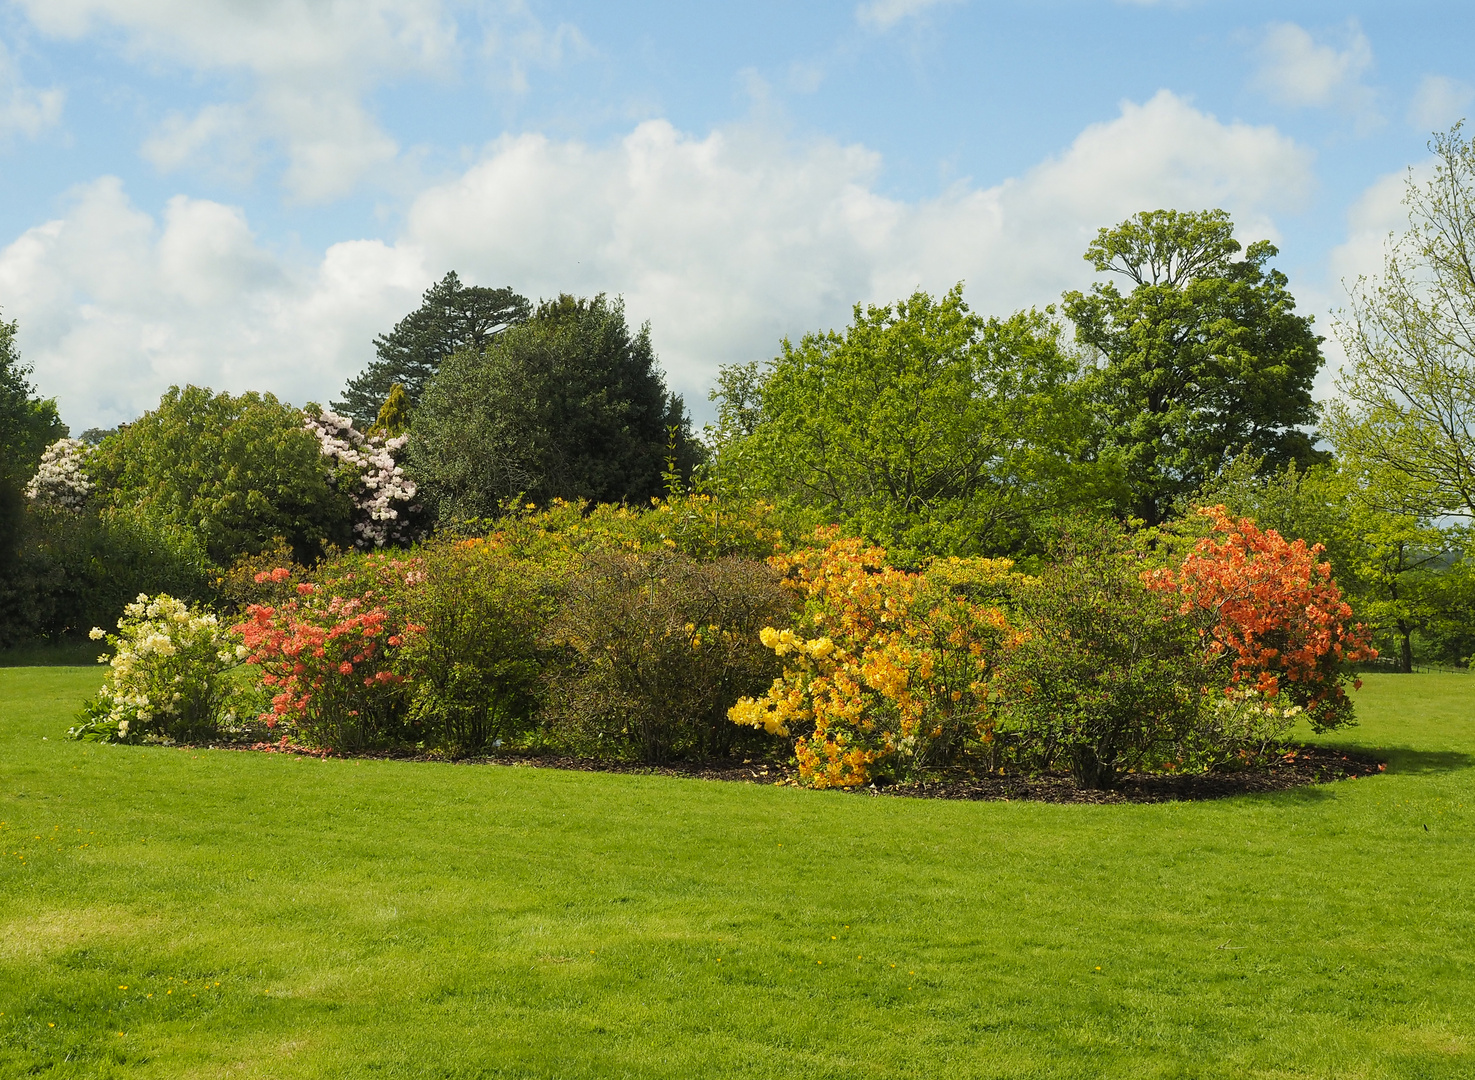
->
<box><xmin>729</xmin><ymin>529</ymin><xmax>1016</xmax><ymax>788</ymax></box>
<box><xmin>1143</xmin><ymin>506</ymin><xmax>1376</xmax><ymax>730</ymax></box>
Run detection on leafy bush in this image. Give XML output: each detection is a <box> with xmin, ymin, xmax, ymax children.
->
<box><xmin>730</xmin><ymin>531</ymin><xmax>1018</xmax><ymax>788</ymax></box>
<box><xmin>476</xmin><ymin>493</ymin><xmax>790</xmax><ymax>562</ymax></box>
<box><xmin>25</xmin><ymin>438</ymin><xmax>94</xmax><ymax>512</ymax></box>
<box><xmin>547</xmin><ymin>549</ymin><xmax>793</xmax><ymax>763</ymax></box>
<box><xmin>397</xmin><ymin>538</ymin><xmax>559</xmax><ymax>756</ymax></box>
<box><xmin>992</xmin><ymin>520</ymin><xmax>1207</xmax><ymax>789</ymax></box>
<box><xmin>235</xmin><ymin>555</ymin><xmax>419</xmax><ymax>752</ymax></box>
<box><xmin>69</xmin><ymin>594</ymin><xmax>246</xmax><ymax>744</ymax></box>
<box><xmin>0</xmin><ymin>504</ymin><xmax>213</xmax><ymax>646</ymax></box>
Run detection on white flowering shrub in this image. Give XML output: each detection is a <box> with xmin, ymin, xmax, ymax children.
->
<box><xmin>1199</xmin><ymin>688</ymin><xmax>1306</xmax><ymax>762</ymax></box>
<box><xmin>25</xmin><ymin>437</ymin><xmax>94</xmax><ymax>512</ymax></box>
<box><xmin>68</xmin><ymin>594</ymin><xmax>248</xmax><ymax>744</ymax></box>
<box><xmin>303</xmin><ymin>407</ymin><xmax>421</xmax><ymax>547</ymax></box>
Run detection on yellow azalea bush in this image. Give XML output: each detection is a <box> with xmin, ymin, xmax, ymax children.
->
<box><xmin>69</xmin><ymin>594</ymin><xmax>248</xmax><ymax>744</ymax></box>
<box><xmin>729</xmin><ymin>529</ymin><xmax>1020</xmax><ymax>788</ymax></box>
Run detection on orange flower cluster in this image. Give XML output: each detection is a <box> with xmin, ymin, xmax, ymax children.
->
<box><xmin>1143</xmin><ymin>506</ymin><xmax>1376</xmax><ymax>729</ymax></box>
<box><xmin>730</xmin><ymin>530</ymin><xmax>1012</xmax><ymax>788</ymax></box>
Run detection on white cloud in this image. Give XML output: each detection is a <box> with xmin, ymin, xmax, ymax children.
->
<box><xmin>12</xmin><ymin>1</ymin><xmax>578</xmax><ymax>202</ymax></box>
<box><xmin>3</xmin><ymin>91</ymin><xmax>1315</xmax><ymax>429</ymax></box>
<box><xmin>855</xmin><ymin>0</ymin><xmax>963</xmax><ymax>31</ymax></box>
<box><xmin>1252</xmin><ymin>20</ymin><xmax>1379</xmax><ymax>129</ymax></box>
<box><xmin>1409</xmin><ymin>74</ymin><xmax>1474</xmax><ymax>135</ymax></box>
<box><xmin>15</xmin><ymin>0</ymin><xmax>458</xmax><ymax>201</ymax></box>
<box><xmin>0</xmin><ymin>38</ymin><xmax>63</xmax><ymax>139</ymax></box>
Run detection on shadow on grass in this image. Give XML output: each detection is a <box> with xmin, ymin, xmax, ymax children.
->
<box><xmin>0</xmin><ymin>639</ymin><xmax>105</xmax><ymax>667</ymax></box>
<box><xmin>1372</xmin><ymin>746</ymin><xmax>1475</xmax><ymax>775</ymax></box>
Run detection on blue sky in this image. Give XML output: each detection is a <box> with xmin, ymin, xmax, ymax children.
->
<box><xmin>0</xmin><ymin>0</ymin><xmax>1470</xmax><ymax>430</ymax></box>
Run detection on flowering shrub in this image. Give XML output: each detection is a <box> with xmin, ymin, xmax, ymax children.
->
<box><xmin>69</xmin><ymin>594</ymin><xmax>245</xmax><ymax>743</ymax></box>
<box><xmin>236</xmin><ymin>557</ymin><xmax>420</xmax><ymax>751</ymax></box>
<box><xmin>25</xmin><ymin>438</ymin><xmax>93</xmax><ymax>512</ymax></box>
<box><xmin>304</xmin><ymin>406</ymin><xmax>421</xmax><ymax>548</ymax></box>
<box><xmin>729</xmin><ymin>531</ymin><xmax>1014</xmax><ymax>788</ymax></box>
<box><xmin>1144</xmin><ymin>506</ymin><xmax>1377</xmax><ymax>730</ymax></box>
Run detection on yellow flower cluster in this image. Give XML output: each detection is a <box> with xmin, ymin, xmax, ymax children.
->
<box><xmin>730</xmin><ymin>529</ymin><xmax>1019</xmax><ymax>788</ymax></box>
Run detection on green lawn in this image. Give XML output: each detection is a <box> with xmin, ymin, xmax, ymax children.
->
<box><xmin>0</xmin><ymin>668</ymin><xmax>1471</xmax><ymax>1079</ymax></box>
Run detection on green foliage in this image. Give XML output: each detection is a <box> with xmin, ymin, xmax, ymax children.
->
<box><xmin>1327</xmin><ymin>124</ymin><xmax>1475</xmax><ymax>523</ymax></box>
<box><xmin>409</xmin><ymin>294</ymin><xmax>700</xmax><ymax>519</ymax></box>
<box><xmin>709</xmin><ymin>287</ymin><xmax>1116</xmax><ymax>563</ymax></box>
<box><xmin>369</xmin><ymin>383</ymin><xmax>411</xmax><ymax>437</ymax></box>
<box><xmin>468</xmin><ymin>493</ymin><xmax>790</xmax><ymax>563</ymax></box>
<box><xmin>90</xmin><ymin>385</ymin><xmax>351</xmax><ymax>565</ymax></box>
<box><xmin>0</xmin><ymin>504</ymin><xmax>213</xmax><ymax>647</ymax></box>
<box><xmin>398</xmin><ymin>540</ymin><xmax>559</xmax><ymax>757</ymax></box>
<box><xmin>1064</xmin><ymin>209</ymin><xmax>1325</xmax><ymax>525</ymax></box>
<box><xmin>336</xmin><ymin>272</ymin><xmax>531</xmax><ymax>425</ymax></box>
<box><xmin>0</xmin><ymin>314</ymin><xmax>67</xmax><ymax>623</ymax></box>
<box><xmin>994</xmin><ymin>518</ymin><xmax>1207</xmax><ymax>788</ymax></box>
<box><xmin>546</xmin><ymin>549</ymin><xmax>793</xmax><ymax>763</ymax></box>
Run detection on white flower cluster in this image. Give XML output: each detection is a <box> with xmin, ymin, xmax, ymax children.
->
<box><xmin>1208</xmin><ymin>686</ymin><xmax>1305</xmax><ymax>755</ymax></box>
<box><xmin>303</xmin><ymin>407</ymin><xmax>420</xmax><ymax>547</ymax></box>
<box><xmin>69</xmin><ymin>594</ymin><xmax>246</xmax><ymax>744</ymax></box>
<box><xmin>25</xmin><ymin>438</ymin><xmax>94</xmax><ymax>512</ymax></box>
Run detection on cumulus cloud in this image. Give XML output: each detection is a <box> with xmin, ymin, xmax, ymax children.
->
<box><xmin>13</xmin><ymin>0</ymin><xmax>460</xmax><ymax>201</ymax></box>
<box><xmin>1409</xmin><ymin>74</ymin><xmax>1474</xmax><ymax>135</ymax></box>
<box><xmin>855</xmin><ymin>0</ymin><xmax>963</xmax><ymax>31</ymax></box>
<box><xmin>1252</xmin><ymin>20</ymin><xmax>1379</xmax><ymax>129</ymax></box>
<box><xmin>0</xmin><ymin>38</ymin><xmax>63</xmax><ymax>139</ymax></box>
<box><xmin>12</xmin><ymin>1</ymin><xmax>575</xmax><ymax>202</ymax></box>
<box><xmin>3</xmin><ymin>91</ymin><xmax>1315</xmax><ymax>429</ymax></box>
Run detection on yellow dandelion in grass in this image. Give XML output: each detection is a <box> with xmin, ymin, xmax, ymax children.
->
<box><xmin>118</xmin><ymin>985</ymin><xmax>127</xmax><ymax>990</ymax></box>
<box><xmin>48</xmin><ymin>1023</ymin><xmax>54</xmax><ymax>1028</ymax></box>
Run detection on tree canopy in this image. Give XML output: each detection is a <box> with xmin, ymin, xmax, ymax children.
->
<box><xmin>1326</xmin><ymin>125</ymin><xmax>1475</xmax><ymax>522</ymax></box>
<box><xmin>91</xmin><ymin>386</ymin><xmax>350</xmax><ymax>565</ymax></box>
<box><xmin>408</xmin><ymin>294</ymin><xmax>699</xmax><ymax>520</ymax></box>
<box><xmin>1063</xmin><ymin>209</ymin><xmax>1325</xmax><ymax>525</ymax></box>
<box><xmin>708</xmin><ymin>285</ymin><xmax>1120</xmax><ymax>560</ymax></box>
<box><xmin>335</xmin><ymin>272</ymin><xmax>531</xmax><ymax>426</ymax></box>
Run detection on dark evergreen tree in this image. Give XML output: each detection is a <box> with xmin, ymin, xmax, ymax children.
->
<box><xmin>335</xmin><ymin>272</ymin><xmax>531</xmax><ymax>425</ymax></box>
<box><xmin>408</xmin><ymin>294</ymin><xmax>702</xmax><ymax>520</ymax></box>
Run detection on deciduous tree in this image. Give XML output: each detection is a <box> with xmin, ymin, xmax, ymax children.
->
<box><xmin>1064</xmin><ymin>210</ymin><xmax>1325</xmax><ymax>525</ymax></box>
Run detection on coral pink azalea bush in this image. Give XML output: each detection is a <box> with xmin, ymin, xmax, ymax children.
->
<box><xmin>236</xmin><ymin>557</ymin><xmax>422</xmax><ymax>751</ymax></box>
<box><xmin>1143</xmin><ymin>506</ymin><xmax>1377</xmax><ymax>730</ymax></box>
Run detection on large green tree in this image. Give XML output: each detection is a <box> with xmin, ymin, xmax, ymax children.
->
<box><xmin>336</xmin><ymin>272</ymin><xmax>531</xmax><ymax>425</ymax></box>
<box><xmin>408</xmin><ymin>294</ymin><xmax>699</xmax><ymax>520</ymax></box>
<box><xmin>1326</xmin><ymin>125</ymin><xmax>1475</xmax><ymax>522</ymax></box>
<box><xmin>708</xmin><ymin>286</ymin><xmax>1120</xmax><ymax>560</ymax></box>
<box><xmin>1063</xmin><ymin>209</ymin><xmax>1325</xmax><ymax>525</ymax></box>
<box><xmin>92</xmin><ymin>386</ymin><xmax>350</xmax><ymax>565</ymax></box>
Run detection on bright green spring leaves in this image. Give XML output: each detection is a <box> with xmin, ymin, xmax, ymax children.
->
<box><xmin>710</xmin><ymin>287</ymin><xmax>1118</xmax><ymax>563</ymax></box>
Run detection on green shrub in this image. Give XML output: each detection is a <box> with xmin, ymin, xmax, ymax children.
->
<box><xmin>398</xmin><ymin>539</ymin><xmax>560</xmax><ymax>756</ymax></box>
<box><xmin>0</xmin><ymin>504</ymin><xmax>213</xmax><ymax>646</ymax></box>
<box><xmin>993</xmin><ymin>519</ymin><xmax>1207</xmax><ymax>788</ymax></box>
<box><xmin>546</xmin><ymin>550</ymin><xmax>794</xmax><ymax>763</ymax></box>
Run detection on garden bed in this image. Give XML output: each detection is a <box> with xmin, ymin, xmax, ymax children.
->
<box><xmin>215</xmin><ymin>739</ymin><xmax>1386</xmax><ymax>803</ymax></box>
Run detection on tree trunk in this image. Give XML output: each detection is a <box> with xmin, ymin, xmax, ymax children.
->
<box><xmin>1070</xmin><ymin>744</ymin><xmax>1116</xmax><ymax>790</ymax></box>
<box><xmin>1400</xmin><ymin>630</ymin><xmax>1414</xmax><ymax>674</ymax></box>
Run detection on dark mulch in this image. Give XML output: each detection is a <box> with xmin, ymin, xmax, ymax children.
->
<box><xmin>215</xmin><ymin>737</ymin><xmax>1386</xmax><ymax>804</ymax></box>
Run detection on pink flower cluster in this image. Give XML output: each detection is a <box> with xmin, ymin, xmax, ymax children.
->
<box><xmin>303</xmin><ymin>407</ymin><xmax>420</xmax><ymax>547</ymax></box>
